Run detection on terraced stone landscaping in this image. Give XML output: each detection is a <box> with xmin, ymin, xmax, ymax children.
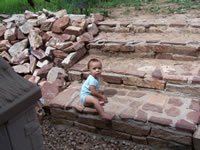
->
<box><xmin>50</xmin><ymin>12</ymin><xmax>200</xmax><ymax>150</ymax></box>
<box><xmin>1</xmin><ymin>7</ymin><xmax>200</xmax><ymax>150</ymax></box>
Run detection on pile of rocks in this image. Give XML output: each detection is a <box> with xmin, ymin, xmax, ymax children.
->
<box><xmin>0</xmin><ymin>9</ymin><xmax>103</xmax><ymax>105</ymax></box>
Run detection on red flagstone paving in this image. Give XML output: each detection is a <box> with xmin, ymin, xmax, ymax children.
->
<box><xmin>69</xmin><ymin>54</ymin><xmax>200</xmax><ymax>97</ymax></box>
<box><xmin>49</xmin><ymin>81</ymin><xmax>200</xmax><ymax>133</ymax></box>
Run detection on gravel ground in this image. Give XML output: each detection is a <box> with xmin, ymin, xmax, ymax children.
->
<box><xmin>41</xmin><ymin>115</ymin><xmax>152</xmax><ymax>150</ymax></box>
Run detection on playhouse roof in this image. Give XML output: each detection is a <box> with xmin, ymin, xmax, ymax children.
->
<box><xmin>0</xmin><ymin>56</ymin><xmax>41</xmax><ymax>125</ymax></box>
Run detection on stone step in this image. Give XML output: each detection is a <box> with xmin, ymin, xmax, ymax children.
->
<box><xmin>68</xmin><ymin>54</ymin><xmax>200</xmax><ymax>97</ymax></box>
<box><xmin>97</xmin><ymin>19</ymin><xmax>200</xmax><ymax>34</ymax></box>
<box><xmin>48</xmin><ymin>81</ymin><xmax>200</xmax><ymax>150</ymax></box>
<box><xmin>88</xmin><ymin>34</ymin><xmax>200</xmax><ymax>61</ymax></box>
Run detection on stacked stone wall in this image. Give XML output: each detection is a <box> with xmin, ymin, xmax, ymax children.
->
<box><xmin>50</xmin><ymin>107</ymin><xmax>193</xmax><ymax>150</ymax></box>
<box><xmin>88</xmin><ymin>40</ymin><xmax>200</xmax><ymax>61</ymax></box>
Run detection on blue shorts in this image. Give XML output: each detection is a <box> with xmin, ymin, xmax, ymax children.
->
<box><xmin>80</xmin><ymin>95</ymin><xmax>87</xmax><ymax>104</ymax></box>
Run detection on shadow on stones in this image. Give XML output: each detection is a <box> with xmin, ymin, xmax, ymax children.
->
<box><xmin>104</xmin><ymin>89</ymin><xmax>117</xmax><ymax>97</ymax></box>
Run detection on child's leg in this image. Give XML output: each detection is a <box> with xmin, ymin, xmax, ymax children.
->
<box><xmin>85</xmin><ymin>95</ymin><xmax>112</xmax><ymax>120</ymax></box>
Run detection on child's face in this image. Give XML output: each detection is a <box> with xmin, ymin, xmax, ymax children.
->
<box><xmin>89</xmin><ymin>61</ymin><xmax>102</xmax><ymax>79</ymax></box>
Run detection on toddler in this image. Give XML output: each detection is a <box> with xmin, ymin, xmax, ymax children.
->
<box><xmin>80</xmin><ymin>58</ymin><xmax>112</xmax><ymax>120</ymax></box>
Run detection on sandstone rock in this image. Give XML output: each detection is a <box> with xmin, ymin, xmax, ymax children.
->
<box><xmin>54</xmin><ymin>33</ymin><xmax>71</xmax><ymax>41</ymax></box>
<box><xmin>64</xmin><ymin>26</ymin><xmax>82</xmax><ymax>36</ymax></box>
<box><xmin>26</xmin><ymin>19</ymin><xmax>38</xmax><ymax>27</ymax></box>
<box><xmin>29</xmin><ymin>55</ymin><xmax>37</xmax><ymax>73</ymax></box>
<box><xmin>19</xmin><ymin>22</ymin><xmax>33</xmax><ymax>34</ymax></box>
<box><xmin>54</xmin><ymin>9</ymin><xmax>67</xmax><ymax>18</ymax></box>
<box><xmin>87</xmin><ymin>23</ymin><xmax>99</xmax><ymax>36</ymax></box>
<box><xmin>112</xmin><ymin>120</ymin><xmax>150</xmax><ymax>136</ymax></box>
<box><xmin>92</xmin><ymin>13</ymin><xmax>104</xmax><ymax>23</ymax></box>
<box><xmin>149</xmin><ymin>116</ymin><xmax>173</xmax><ymax>126</ymax></box>
<box><xmin>62</xmin><ymin>47</ymin><xmax>87</xmax><ymax>68</ymax></box>
<box><xmin>3</xmin><ymin>16</ymin><xmax>15</xmax><ymax>23</ymax></box>
<box><xmin>52</xmin><ymin>78</ymin><xmax>66</xmax><ymax>89</ymax></box>
<box><xmin>40</xmin><ymin>17</ymin><xmax>55</xmax><ymax>31</ymax></box>
<box><xmin>28</xmin><ymin>75</ymin><xmax>40</xmax><ymax>84</ymax></box>
<box><xmin>68</xmin><ymin>71</ymin><xmax>82</xmax><ymax>81</ymax></box>
<box><xmin>0</xmin><ymin>14</ymin><xmax>9</xmax><ymax>19</ymax></box>
<box><xmin>152</xmin><ymin>69</ymin><xmax>163</xmax><ymax>80</ymax></box>
<box><xmin>77</xmin><ymin>32</ymin><xmax>94</xmax><ymax>42</ymax></box>
<box><xmin>4</xmin><ymin>27</ymin><xmax>17</xmax><ymax>41</ymax></box>
<box><xmin>72</xmin><ymin>20</ymin><xmax>87</xmax><ymax>31</ymax></box>
<box><xmin>142</xmin><ymin>94</ymin><xmax>167</xmax><ymax>113</ymax></box>
<box><xmin>45</xmin><ymin>46</ymin><xmax>55</xmax><ymax>57</ymax></box>
<box><xmin>102</xmin><ymin>72</ymin><xmax>122</xmax><ymax>84</ymax></box>
<box><xmin>0</xmin><ymin>51</ymin><xmax>11</xmax><ymax>62</ymax></box>
<box><xmin>68</xmin><ymin>14</ymin><xmax>86</xmax><ymax>21</ymax></box>
<box><xmin>3</xmin><ymin>14</ymin><xmax>26</xmax><ymax>26</ymax></box>
<box><xmin>63</xmin><ymin>41</ymin><xmax>85</xmax><ymax>53</ymax></box>
<box><xmin>28</xmin><ymin>29</ymin><xmax>43</xmax><ymax>50</ymax></box>
<box><xmin>47</xmin><ymin>67</ymin><xmax>67</xmax><ymax>82</ymax></box>
<box><xmin>193</xmin><ymin>125</ymin><xmax>200</xmax><ymax>150</ymax></box>
<box><xmin>8</xmin><ymin>39</ymin><xmax>28</xmax><ymax>57</ymax></box>
<box><xmin>16</xmin><ymin>28</ymin><xmax>26</xmax><ymax>40</ymax></box>
<box><xmin>36</xmin><ymin>13</ymin><xmax>47</xmax><ymax>26</ymax></box>
<box><xmin>10</xmin><ymin>40</ymin><xmax>20</xmax><ymax>45</ymax></box>
<box><xmin>56</xmin><ymin>41</ymin><xmax>73</xmax><ymax>49</ymax></box>
<box><xmin>47</xmin><ymin>34</ymin><xmax>71</xmax><ymax>48</ymax></box>
<box><xmin>40</xmin><ymin>32</ymin><xmax>51</xmax><ymax>42</ymax></box>
<box><xmin>13</xmin><ymin>63</ymin><xmax>30</xmax><ymax>74</ymax></box>
<box><xmin>189</xmin><ymin>100</ymin><xmax>200</xmax><ymax>112</ymax></box>
<box><xmin>40</xmin><ymin>81</ymin><xmax>59</xmax><ymax>105</ymax></box>
<box><xmin>31</xmin><ymin>49</ymin><xmax>46</xmax><ymax>60</ymax></box>
<box><xmin>24</xmin><ymin>10</ymin><xmax>38</xmax><ymax>19</ymax></box>
<box><xmin>37</xmin><ymin>59</ymin><xmax>49</xmax><ymax>68</ymax></box>
<box><xmin>151</xmin><ymin>126</ymin><xmax>192</xmax><ymax>145</ymax></box>
<box><xmin>33</xmin><ymin>69</ymin><xmax>39</xmax><ymax>76</ymax></box>
<box><xmin>11</xmin><ymin>48</ymin><xmax>29</xmax><ymax>64</ymax></box>
<box><xmin>52</xmin><ymin>49</ymin><xmax>68</xmax><ymax>59</ymax></box>
<box><xmin>0</xmin><ymin>24</ymin><xmax>6</xmax><ymax>37</ymax></box>
<box><xmin>62</xmin><ymin>52</ymin><xmax>76</xmax><ymax>66</ymax></box>
<box><xmin>0</xmin><ymin>46</ymin><xmax>8</xmax><ymax>52</ymax></box>
<box><xmin>70</xmin><ymin>35</ymin><xmax>76</xmax><ymax>41</ymax></box>
<box><xmin>51</xmin><ymin>16</ymin><xmax>70</xmax><ymax>33</ymax></box>
<box><xmin>165</xmin><ymin>107</ymin><xmax>180</xmax><ymax>117</ymax></box>
<box><xmin>54</xmin><ymin>57</ymin><xmax>63</xmax><ymax>67</ymax></box>
<box><xmin>6</xmin><ymin>22</ymin><xmax>15</xmax><ymax>29</ymax></box>
<box><xmin>42</xmin><ymin>8</ymin><xmax>55</xmax><ymax>17</ymax></box>
<box><xmin>37</xmin><ymin>63</ymin><xmax>53</xmax><ymax>77</ymax></box>
<box><xmin>0</xmin><ymin>40</ymin><xmax>11</xmax><ymax>51</ymax></box>
<box><xmin>176</xmin><ymin>119</ymin><xmax>196</xmax><ymax>132</ymax></box>
<box><xmin>168</xmin><ymin>97</ymin><xmax>183</xmax><ymax>107</ymax></box>
<box><xmin>187</xmin><ymin>111</ymin><xmax>200</xmax><ymax>124</ymax></box>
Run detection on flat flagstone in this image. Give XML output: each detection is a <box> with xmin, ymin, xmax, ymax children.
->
<box><xmin>69</xmin><ymin>54</ymin><xmax>200</xmax><ymax>96</ymax></box>
<box><xmin>71</xmin><ymin>55</ymin><xmax>200</xmax><ymax>79</ymax></box>
<box><xmin>49</xmin><ymin>81</ymin><xmax>200</xmax><ymax>133</ymax></box>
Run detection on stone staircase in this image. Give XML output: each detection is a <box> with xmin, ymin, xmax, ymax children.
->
<box><xmin>49</xmin><ymin>17</ymin><xmax>200</xmax><ymax>150</ymax></box>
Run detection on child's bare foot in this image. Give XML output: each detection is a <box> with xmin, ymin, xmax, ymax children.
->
<box><xmin>99</xmin><ymin>101</ymin><xmax>104</xmax><ymax>105</ymax></box>
<box><xmin>101</xmin><ymin>113</ymin><xmax>113</xmax><ymax>120</ymax></box>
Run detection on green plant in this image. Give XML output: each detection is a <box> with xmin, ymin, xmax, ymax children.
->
<box><xmin>167</xmin><ymin>6</ymin><xmax>175</xmax><ymax>13</ymax></box>
<box><xmin>148</xmin><ymin>5</ymin><xmax>160</xmax><ymax>12</ymax></box>
<box><xmin>133</xmin><ymin>0</ymin><xmax>142</xmax><ymax>10</ymax></box>
<box><xmin>122</xmin><ymin>7</ymin><xmax>131</xmax><ymax>15</ymax></box>
<box><xmin>0</xmin><ymin>0</ymin><xmax>200</xmax><ymax>16</ymax></box>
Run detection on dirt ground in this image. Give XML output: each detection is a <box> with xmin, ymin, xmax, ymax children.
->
<box><xmin>95</xmin><ymin>4</ymin><xmax>200</xmax><ymax>43</ymax></box>
<box><xmin>106</xmin><ymin>3</ymin><xmax>200</xmax><ymax>23</ymax></box>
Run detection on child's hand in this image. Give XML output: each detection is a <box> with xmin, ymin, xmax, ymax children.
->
<box><xmin>102</xmin><ymin>95</ymin><xmax>108</xmax><ymax>102</ymax></box>
<box><xmin>99</xmin><ymin>90</ymin><xmax>104</xmax><ymax>94</ymax></box>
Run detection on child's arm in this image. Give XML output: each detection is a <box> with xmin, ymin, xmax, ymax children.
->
<box><xmin>90</xmin><ymin>85</ymin><xmax>107</xmax><ymax>101</ymax></box>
